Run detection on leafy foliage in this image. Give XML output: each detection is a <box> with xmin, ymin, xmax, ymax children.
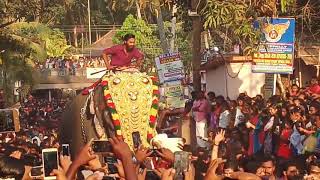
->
<box><xmin>113</xmin><ymin>15</ymin><xmax>162</xmax><ymax>70</ymax></box>
<box><xmin>8</xmin><ymin>22</ymin><xmax>70</xmax><ymax>58</ymax></box>
<box><xmin>0</xmin><ymin>32</ymin><xmax>36</xmax><ymax>105</ymax></box>
<box><xmin>201</xmin><ymin>0</ymin><xmax>296</xmax><ymax>54</ymax></box>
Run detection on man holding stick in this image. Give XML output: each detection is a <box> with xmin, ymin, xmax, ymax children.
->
<box><xmin>102</xmin><ymin>33</ymin><xmax>144</xmax><ymax>70</ymax></box>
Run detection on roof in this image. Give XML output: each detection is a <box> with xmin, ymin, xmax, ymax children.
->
<box><xmin>82</xmin><ymin>30</ymin><xmax>116</xmax><ymax>57</ymax></box>
<box><xmin>200</xmin><ymin>55</ymin><xmax>252</xmax><ymax>70</ymax></box>
<box><xmin>298</xmin><ymin>46</ymin><xmax>320</xmax><ymax>65</ymax></box>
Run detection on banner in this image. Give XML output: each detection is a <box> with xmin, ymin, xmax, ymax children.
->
<box><xmin>252</xmin><ymin>18</ymin><xmax>295</xmax><ymax>74</ymax></box>
<box><xmin>155</xmin><ymin>52</ymin><xmax>184</xmax><ymax>83</ymax></box>
<box><xmin>164</xmin><ymin>82</ymin><xmax>185</xmax><ymax>109</ymax></box>
<box><xmin>86</xmin><ymin>68</ymin><xmax>106</xmax><ymax>79</ymax></box>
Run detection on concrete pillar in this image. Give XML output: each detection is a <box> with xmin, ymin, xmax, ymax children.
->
<box><xmin>49</xmin><ymin>90</ymin><xmax>52</xmax><ymax>102</ymax></box>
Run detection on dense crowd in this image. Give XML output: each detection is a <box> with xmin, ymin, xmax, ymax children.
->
<box><xmin>1</xmin><ymin>77</ymin><xmax>320</xmax><ymax>179</ymax></box>
<box><xmin>35</xmin><ymin>57</ymin><xmax>105</xmax><ymax>74</ymax></box>
<box><xmin>0</xmin><ymin>96</ymin><xmax>67</xmax><ymax>179</ymax></box>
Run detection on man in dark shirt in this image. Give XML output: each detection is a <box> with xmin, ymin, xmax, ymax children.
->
<box><xmin>102</xmin><ymin>33</ymin><xmax>144</xmax><ymax>70</ymax></box>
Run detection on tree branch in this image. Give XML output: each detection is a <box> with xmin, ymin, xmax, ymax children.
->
<box><xmin>0</xmin><ymin>19</ymin><xmax>18</xmax><ymax>29</ymax></box>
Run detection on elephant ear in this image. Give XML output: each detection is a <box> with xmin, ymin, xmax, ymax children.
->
<box><xmin>93</xmin><ymin>86</ymin><xmax>115</xmax><ymax>138</ymax></box>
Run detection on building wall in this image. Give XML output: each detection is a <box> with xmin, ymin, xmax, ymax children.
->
<box><xmin>206</xmin><ymin>63</ymin><xmax>265</xmax><ymax>99</ymax></box>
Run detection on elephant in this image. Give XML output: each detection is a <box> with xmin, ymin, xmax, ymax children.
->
<box><xmin>59</xmin><ymin>70</ymin><xmax>159</xmax><ymax>158</ymax></box>
<box><xmin>59</xmin><ymin>85</ymin><xmax>115</xmax><ymax>158</ymax></box>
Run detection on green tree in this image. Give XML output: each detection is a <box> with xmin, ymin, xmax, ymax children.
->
<box><xmin>8</xmin><ymin>22</ymin><xmax>70</xmax><ymax>58</ymax></box>
<box><xmin>112</xmin><ymin>15</ymin><xmax>162</xmax><ymax>72</ymax></box>
<box><xmin>201</xmin><ymin>0</ymin><xmax>297</xmax><ymax>54</ymax></box>
<box><xmin>0</xmin><ymin>32</ymin><xmax>38</xmax><ymax>105</ymax></box>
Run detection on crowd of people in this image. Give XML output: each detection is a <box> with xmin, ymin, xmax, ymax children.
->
<box><xmin>184</xmin><ymin>76</ymin><xmax>320</xmax><ymax>179</ymax></box>
<box><xmin>35</xmin><ymin>57</ymin><xmax>105</xmax><ymax>75</ymax></box>
<box><xmin>1</xmin><ymin>76</ymin><xmax>320</xmax><ymax>180</ymax></box>
<box><xmin>0</xmin><ymin>95</ymin><xmax>67</xmax><ymax>179</ymax></box>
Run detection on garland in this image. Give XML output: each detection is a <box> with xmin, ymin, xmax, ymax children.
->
<box><xmin>101</xmin><ymin>76</ymin><xmax>159</xmax><ymax>142</ymax></box>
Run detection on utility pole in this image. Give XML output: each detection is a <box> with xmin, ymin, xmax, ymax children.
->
<box><xmin>190</xmin><ymin>0</ymin><xmax>201</xmax><ymax>153</ymax></box>
<box><xmin>88</xmin><ymin>0</ymin><xmax>91</xmax><ymax>45</ymax></box>
<box><xmin>191</xmin><ymin>0</ymin><xmax>201</xmax><ymax>92</ymax></box>
<box><xmin>87</xmin><ymin>0</ymin><xmax>92</xmax><ymax>57</ymax></box>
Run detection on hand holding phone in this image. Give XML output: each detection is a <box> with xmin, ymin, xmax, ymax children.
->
<box><xmin>132</xmin><ymin>132</ymin><xmax>142</xmax><ymax>149</ymax></box>
<box><xmin>42</xmin><ymin>148</ymin><xmax>59</xmax><ymax>179</ymax></box>
<box><xmin>92</xmin><ymin>140</ymin><xmax>112</xmax><ymax>153</ymax></box>
<box><xmin>62</xmin><ymin>144</ymin><xmax>70</xmax><ymax>156</ymax></box>
<box><xmin>174</xmin><ymin>151</ymin><xmax>190</xmax><ymax>179</ymax></box>
<box><xmin>29</xmin><ymin>166</ymin><xmax>43</xmax><ymax>178</ymax></box>
<box><xmin>104</xmin><ymin>157</ymin><xmax>118</xmax><ymax>174</ymax></box>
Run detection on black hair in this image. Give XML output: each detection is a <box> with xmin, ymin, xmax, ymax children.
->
<box><xmin>284</xmin><ymin>160</ymin><xmax>298</xmax><ymax>171</ymax></box>
<box><xmin>0</xmin><ymin>156</ymin><xmax>25</xmax><ymax>179</ymax></box>
<box><xmin>207</xmin><ymin>91</ymin><xmax>215</xmax><ymax>97</ymax></box>
<box><xmin>260</xmin><ymin>154</ymin><xmax>276</xmax><ymax>166</ymax></box>
<box><xmin>123</xmin><ymin>33</ymin><xmax>135</xmax><ymax>41</ymax></box>
<box><xmin>224</xmin><ymin>160</ymin><xmax>238</xmax><ymax>171</ymax></box>
<box><xmin>220</xmin><ymin>100</ymin><xmax>230</xmax><ymax>112</ymax></box>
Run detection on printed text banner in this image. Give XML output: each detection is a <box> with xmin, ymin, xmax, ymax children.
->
<box><xmin>252</xmin><ymin>18</ymin><xmax>295</xmax><ymax>74</ymax></box>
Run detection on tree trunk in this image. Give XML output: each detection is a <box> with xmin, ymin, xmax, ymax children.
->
<box><xmin>190</xmin><ymin>0</ymin><xmax>202</xmax><ymax>153</ymax></box>
<box><xmin>135</xmin><ymin>0</ymin><xmax>142</xmax><ymax>19</ymax></box>
<box><xmin>191</xmin><ymin>4</ymin><xmax>201</xmax><ymax>92</ymax></box>
<box><xmin>154</xmin><ymin>0</ymin><xmax>169</xmax><ymax>53</ymax></box>
<box><xmin>170</xmin><ymin>4</ymin><xmax>177</xmax><ymax>52</ymax></box>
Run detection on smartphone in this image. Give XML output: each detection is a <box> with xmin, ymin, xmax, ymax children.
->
<box><xmin>132</xmin><ymin>132</ymin><xmax>142</xmax><ymax>149</ymax></box>
<box><xmin>0</xmin><ymin>109</ymin><xmax>20</xmax><ymax>133</ymax></box>
<box><xmin>30</xmin><ymin>166</ymin><xmax>43</xmax><ymax>178</ymax></box>
<box><xmin>148</xmin><ymin>149</ymin><xmax>160</xmax><ymax>157</ymax></box>
<box><xmin>104</xmin><ymin>156</ymin><xmax>118</xmax><ymax>174</ymax></box>
<box><xmin>174</xmin><ymin>151</ymin><xmax>190</xmax><ymax>180</ymax></box>
<box><xmin>42</xmin><ymin>148</ymin><xmax>59</xmax><ymax>179</ymax></box>
<box><xmin>62</xmin><ymin>144</ymin><xmax>70</xmax><ymax>156</ymax></box>
<box><xmin>92</xmin><ymin>140</ymin><xmax>112</xmax><ymax>153</ymax></box>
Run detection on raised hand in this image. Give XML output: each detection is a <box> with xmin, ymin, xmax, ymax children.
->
<box><xmin>156</xmin><ymin>148</ymin><xmax>175</xmax><ymax>164</ymax></box>
<box><xmin>51</xmin><ymin>168</ymin><xmax>67</xmax><ymax>180</ymax></box>
<box><xmin>115</xmin><ymin>160</ymin><xmax>126</xmax><ymax>179</ymax></box>
<box><xmin>135</xmin><ymin>146</ymin><xmax>152</xmax><ymax>164</ymax></box>
<box><xmin>88</xmin><ymin>155</ymin><xmax>102</xmax><ymax>171</ymax></box>
<box><xmin>109</xmin><ymin>136</ymin><xmax>132</xmax><ymax>160</ymax></box>
<box><xmin>136</xmin><ymin>165</ymin><xmax>147</xmax><ymax>180</ymax></box>
<box><xmin>204</xmin><ymin>158</ymin><xmax>225</xmax><ymax>180</ymax></box>
<box><xmin>161</xmin><ymin>168</ymin><xmax>176</xmax><ymax>180</ymax></box>
<box><xmin>59</xmin><ymin>155</ymin><xmax>72</xmax><ymax>173</ymax></box>
<box><xmin>214</xmin><ymin>129</ymin><xmax>225</xmax><ymax>145</ymax></box>
<box><xmin>74</xmin><ymin>138</ymin><xmax>96</xmax><ymax>166</ymax></box>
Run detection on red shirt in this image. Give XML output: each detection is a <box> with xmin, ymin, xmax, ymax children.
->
<box><xmin>103</xmin><ymin>45</ymin><xmax>144</xmax><ymax>66</ymax></box>
<box><xmin>306</xmin><ymin>84</ymin><xmax>320</xmax><ymax>94</ymax></box>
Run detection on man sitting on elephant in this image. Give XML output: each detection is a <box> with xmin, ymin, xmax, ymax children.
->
<box><xmin>102</xmin><ymin>33</ymin><xmax>144</xmax><ymax>70</ymax></box>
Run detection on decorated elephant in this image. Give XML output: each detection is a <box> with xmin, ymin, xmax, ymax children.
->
<box><xmin>59</xmin><ymin>69</ymin><xmax>159</xmax><ymax>158</ymax></box>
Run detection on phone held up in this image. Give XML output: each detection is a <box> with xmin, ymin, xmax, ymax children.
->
<box><xmin>174</xmin><ymin>151</ymin><xmax>190</xmax><ymax>180</ymax></box>
<box><xmin>62</xmin><ymin>144</ymin><xmax>70</xmax><ymax>156</ymax></box>
<box><xmin>29</xmin><ymin>166</ymin><xmax>43</xmax><ymax>179</ymax></box>
<box><xmin>0</xmin><ymin>109</ymin><xmax>20</xmax><ymax>133</ymax></box>
<box><xmin>42</xmin><ymin>148</ymin><xmax>59</xmax><ymax>180</ymax></box>
<box><xmin>91</xmin><ymin>140</ymin><xmax>113</xmax><ymax>153</ymax></box>
<box><xmin>132</xmin><ymin>131</ymin><xmax>142</xmax><ymax>149</ymax></box>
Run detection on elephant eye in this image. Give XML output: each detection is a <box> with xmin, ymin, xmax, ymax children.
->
<box><xmin>141</xmin><ymin>77</ymin><xmax>149</xmax><ymax>84</ymax></box>
<box><xmin>113</xmin><ymin>78</ymin><xmax>121</xmax><ymax>85</ymax></box>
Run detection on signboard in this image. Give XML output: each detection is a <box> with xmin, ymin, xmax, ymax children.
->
<box><xmin>86</xmin><ymin>68</ymin><xmax>106</xmax><ymax>79</ymax></box>
<box><xmin>164</xmin><ymin>82</ymin><xmax>185</xmax><ymax>109</ymax></box>
<box><xmin>263</xmin><ymin>74</ymin><xmax>275</xmax><ymax>99</ymax></box>
<box><xmin>252</xmin><ymin>18</ymin><xmax>295</xmax><ymax>74</ymax></box>
<box><xmin>155</xmin><ymin>52</ymin><xmax>184</xmax><ymax>83</ymax></box>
